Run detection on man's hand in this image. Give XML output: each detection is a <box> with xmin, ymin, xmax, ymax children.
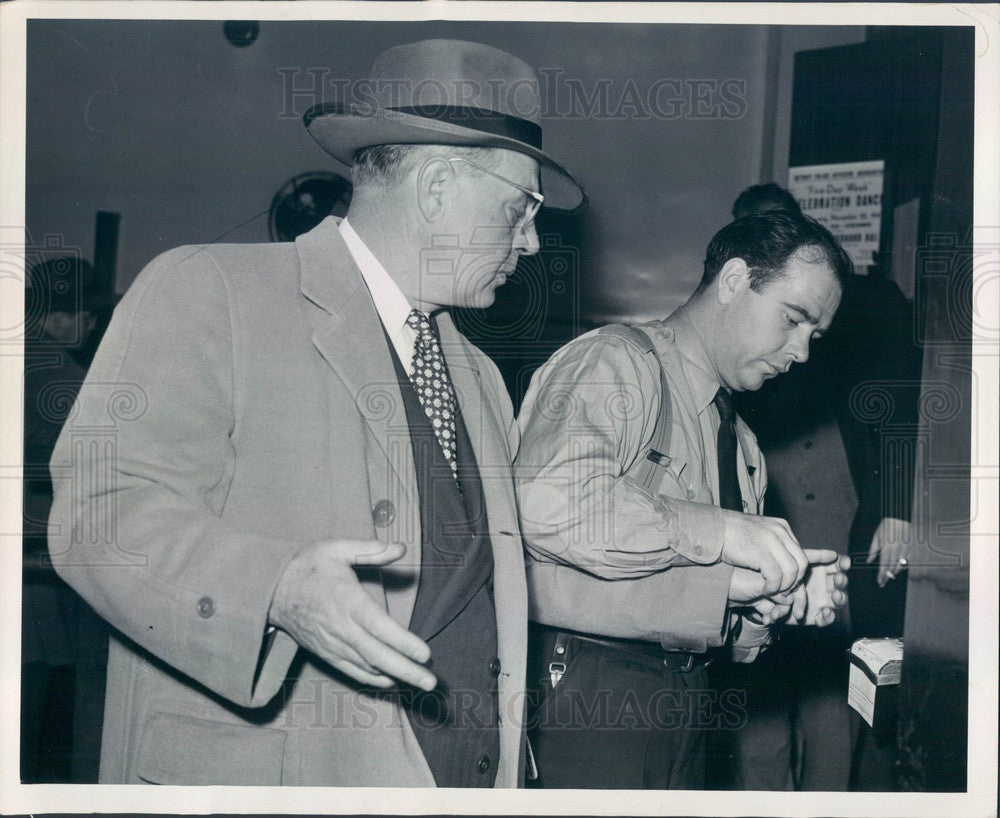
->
<box><xmin>268</xmin><ymin>539</ymin><xmax>436</xmax><ymax>691</ymax></box>
<box><xmin>787</xmin><ymin>549</ymin><xmax>850</xmax><ymax>626</ymax></box>
<box><xmin>728</xmin><ymin>568</ymin><xmax>793</xmax><ymax>624</ymax></box>
<box><xmin>868</xmin><ymin>517</ymin><xmax>913</xmax><ymax>587</ymax></box>
<box><xmin>721</xmin><ymin>512</ymin><xmax>809</xmax><ymax>595</ymax></box>
<box><xmin>728</xmin><ymin>549</ymin><xmax>849</xmax><ymax>626</ymax></box>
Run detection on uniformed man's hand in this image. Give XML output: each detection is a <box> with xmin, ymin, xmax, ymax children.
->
<box><xmin>728</xmin><ymin>549</ymin><xmax>849</xmax><ymax>626</ymax></box>
<box><xmin>720</xmin><ymin>512</ymin><xmax>809</xmax><ymax>594</ymax></box>
<box><xmin>268</xmin><ymin>540</ymin><xmax>436</xmax><ymax>691</ymax></box>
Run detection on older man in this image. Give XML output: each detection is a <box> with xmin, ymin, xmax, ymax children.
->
<box><xmin>48</xmin><ymin>39</ymin><xmax>583</xmax><ymax>787</ymax></box>
<box><xmin>515</xmin><ymin>211</ymin><xmax>853</xmax><ymax>789</ymax></box>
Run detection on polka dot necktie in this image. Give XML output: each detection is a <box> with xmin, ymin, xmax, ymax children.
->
<box><xmin>406</xmin><ymin>309</ymin><xmax>458</xmax><ymax>478</ymax></box>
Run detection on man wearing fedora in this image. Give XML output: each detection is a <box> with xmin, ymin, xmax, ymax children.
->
<box><xmin>48</xmin><ymin>39</ymin><xmax>583</xmax><ymax>787</ymax></box>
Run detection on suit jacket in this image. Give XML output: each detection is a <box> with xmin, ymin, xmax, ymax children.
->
<box><xmin>47</xmin><ymin>217</ymin><xmax>529</xmax><ymax>786</ymax></box>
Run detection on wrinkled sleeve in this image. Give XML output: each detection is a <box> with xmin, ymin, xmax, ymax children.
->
<box><xmin>525</xmin><ymin>551</ymin><xmax>732</xmax><ymax>653</ymax></box>
<box><xmin>48</xmin><ymin>248</ymin><xmax>303</xmax><ymax>709</ymax></box>
<box><xmin>515</xmin><ymin>335</ymin><xmax>724</xmax><ymax>579</ymax></box>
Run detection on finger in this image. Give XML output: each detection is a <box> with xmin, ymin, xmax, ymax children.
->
<box><xmin>880</xmin><ymin>539</ymin><xmax>903</xmax><ymax>585</ymax></box>
<box><xmin>757</xmin><ymin>551</ymin><xmax>784</xmax><ymax>595</ymax></box>
<box><xmin>354</xmin><ymin>597</ymin><xmax>433</xmax><ymax>665</ymax></box>
<box><xmin>803</xmin><ymin>548</ymin><xmax>839</xmax><ymax>566</ymax></box>
<box><xmin>790</xmin><ymin>585</ymin><xmax>808</xmax><ymax>622</ymax></box>
<box><xmin>341</xmin><ymin>540</ymin><xmax>408</xmax><ymax>567</ymax></box>
<box><xmin>751</xmin><ymin>598</ymin><xmax>776</xmax><ymax>620</ymax></box>
<box><xmin>838</xmin><ymin>555</ymin><xmax>852</xmax><ymax>572</ymax></box>
<box><xmin>832</xmin><ymin>572</ymin><xmax>849</xmax><ymax>590</ymax></box>
<box><xmin>329</xmin><ymin>657</ymin><xmax>395</xmax><ymax>689</ymax></box>
<box><xmin>352</xmin><ymin>630</ymin><xmax>437</xmax><ymax>691</ymax></box>
<box><xmin>774</xmin><ymin>543</ymin><xmax>807</xmax><ymax>594</ymax></box>
<box><xmin>777</xmin><ymin>530</ymin><xmax>809</xmax><ymax>589</ymax></box>
<box><xmin>831</xmin><ymin>589</ymin><xmax>847</xmax><ymax>608</ymax></box>
<box><xmin>813</xmin><ymin>607</ymin><xmax>836</xmax><ymax>627</ymax></box>
<box><xmin>333</xmin><ymin>640</ymin><xmax>384</xmax><ymax>676</ymax></box>
<box><xmin>866</xmin><ymin>537</ymin><xmax>880</xmax><ymax>564</ymax></box>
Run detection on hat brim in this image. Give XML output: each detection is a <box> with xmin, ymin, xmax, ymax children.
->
<box><xmin>305</xmin><ymin>106</ymin><xmax>585</xmax><ymax>212</ymax></box>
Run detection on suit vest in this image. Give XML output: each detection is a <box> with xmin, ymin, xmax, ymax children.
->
<box><xmin>386</xmin><ymin>325</ymin><xmax>501</xmax><ymax>787</ymax></box>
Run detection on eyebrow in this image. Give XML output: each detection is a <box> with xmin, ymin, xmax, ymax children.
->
<box><xmin>782</xmin><ymin>302</ymin><xmax>820</xmax><ymax>325</ymax></box>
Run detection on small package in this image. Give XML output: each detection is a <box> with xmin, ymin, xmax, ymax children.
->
<box><xmin>848</xmin><ymin>637</ymin><xmax>903</xmax><ymax>735</ymax></box>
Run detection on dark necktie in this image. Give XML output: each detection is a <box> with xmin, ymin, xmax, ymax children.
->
<box><xmin>406</xmin><ymin>309</ymin><xmax>458</xmax><ymax>478</ymax></box>
<box><xmin>713</xmin><ymin>388</ymin><xmax>744</xmax><ymax>512</ymax></box>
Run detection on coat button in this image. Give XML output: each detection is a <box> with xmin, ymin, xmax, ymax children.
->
<box><xmin>196</xmin><ymin>596</ymin><xmax>215</xmax><ymax>618</ymax></box>
<box><xmin>371</xmin><ymin>499</ymin><xmax>396</xmax><ymax>528</ymax></box>
<box><xmin>489</xmin><ymin>657</ymin><xmax>501</xmax><ymax>677</ymax></box>
<box><xmin>477</xmin><ymin>755</ymin><xmax>491</xmax><ymax>774</ymax></box>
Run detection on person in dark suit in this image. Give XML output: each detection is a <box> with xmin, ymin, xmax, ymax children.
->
<box><xmin>47</xmin><ymin>39</ymin><xmax>586</xmax><ymax>786</ymax></box>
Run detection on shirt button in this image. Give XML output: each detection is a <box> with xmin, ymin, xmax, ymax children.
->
<box><xmin>477</xmin><ymin>755</ymin><xmax>491</xmax><ymax>774</ymax></box>
<box><xmin>489</xmin><ymin>657</ymin><xmax>501</xmax><ymax>677</ymax></box>
<box><xmin>686</xmin><ymin>490</ymin><xmax>696</xmax><ymax>500</ymax></box>
<box><xmin>196</xmin><ymin>596</ymin><xmax>215</xmax><ymax>618</ymax></box>
<box><xmin>806</xmin><ymin>493</ymin><xmax>815</xmax><ymax>501</ymax></box>
<box><xmin>693</xmin><ymin>545</ymin><xmax>704</xmax><ymax>557</ymax></box>
<box><xmin>371</xmin><ymin>499</ymin><xmax>396</xmax><ymax>527</ymax></box>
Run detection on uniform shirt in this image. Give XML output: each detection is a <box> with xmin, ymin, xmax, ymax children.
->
<box><xmin>516</xmin><ymin>307</ymin><xmax>770</xmax><ymax>658</ymax></box>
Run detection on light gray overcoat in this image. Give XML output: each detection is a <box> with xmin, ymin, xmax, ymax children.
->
<box><xmin>48</xmin><ymin>217</ymin><xmax>529</xmax><ymax>786</ymax></box>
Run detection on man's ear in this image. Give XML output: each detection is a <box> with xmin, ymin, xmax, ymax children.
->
<box><xmin>416</xmin><ymin>157</ymin><xmax>453</xmax><ymax>223</ymax></box>
<box><xmin>716</xmin><ymin>257</ymin><xmax>751</xmax><ymax>305</ymax></box>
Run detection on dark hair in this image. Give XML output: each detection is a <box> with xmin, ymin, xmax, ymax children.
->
<box><xmin>731</xmin><ymin>183</ymin><xmax>802</xmax><ymax>220</ymax></box>
<box><xmin>699</xmin><ymin>211</ymin><xmax>853</xmax><ymax>294</ymax></box>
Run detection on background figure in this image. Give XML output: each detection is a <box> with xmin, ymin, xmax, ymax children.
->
<box><xmin>22</xmin><ymin>257</ymin><xmax>111</xmax><ymax>782</ymax></box>
<box><xmin>729</xmin><ymin>183</ymin><xmax>921</xmax><ymax>790</ymax></box>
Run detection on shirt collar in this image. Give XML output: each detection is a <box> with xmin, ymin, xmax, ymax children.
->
<box><xmin>339</xmin><ymin>218</ymin><xmax>414</xmax><ymax>336</ymax></box>
<box><xmin>665</xmin><ymin>307</ymin><xmax>723</xmax><ymax>414</ymax></box>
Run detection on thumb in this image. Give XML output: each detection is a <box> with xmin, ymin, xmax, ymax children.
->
<box><xmin>342</xmin><ymin>540</ymin><xmax>407</xmax><ymax>567</ymax></box>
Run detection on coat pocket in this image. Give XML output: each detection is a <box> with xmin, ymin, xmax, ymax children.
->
<box><xmin>135</xmin><ymin>711</ymin><xmax>286</xmax><ymax>785</ymax></box>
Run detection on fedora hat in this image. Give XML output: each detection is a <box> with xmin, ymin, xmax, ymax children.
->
<box><xmin>304</xmin><ymin>39</ymin><xmax>585</xmax><ymax>211</ymax></box>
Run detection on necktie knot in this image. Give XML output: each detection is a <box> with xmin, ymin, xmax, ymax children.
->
<box><xmin>713</xmin><ymin>388</ymin><xmax>736</xmax><ymax>426</ymax></box>
<box><xmin>407</xmin><ymin>308</ymin><xmax>434</xmax><ymax>342</ymax></box>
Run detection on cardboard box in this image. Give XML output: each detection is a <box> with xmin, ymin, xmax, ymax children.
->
<box><xmin>848</xmin><ymin>637</ymin><xmax>903</xmax><ymax>736</ymax></box>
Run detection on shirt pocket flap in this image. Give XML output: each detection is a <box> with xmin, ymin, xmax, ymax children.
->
<box><xmin>136</xmin><ymin>711</ymin><xmax>286</xmax><ymax>785</ymax></box>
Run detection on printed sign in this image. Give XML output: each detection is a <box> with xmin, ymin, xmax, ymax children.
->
<box><xmin>788</xmin><ymin>160</ymin><xmax>885</xmax><ymax>272</ymax></box>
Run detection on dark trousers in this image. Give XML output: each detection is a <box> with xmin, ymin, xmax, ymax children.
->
<box><xmin>526</xmin><ymin>628</ymin><xmax>709</xmax><ymax>789</ymax></box>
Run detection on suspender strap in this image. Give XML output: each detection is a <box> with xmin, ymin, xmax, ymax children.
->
<box><xmin>597</xmin><ymin>324</ymin><xmax>674</xmax><ymax>500</ymax></box>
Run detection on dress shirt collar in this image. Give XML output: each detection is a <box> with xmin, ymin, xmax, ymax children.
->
<box><xmin>666</xmin><ymin>307</ymin><xmax>723</xmax><ymax>415</ymax></box>
<box><xmin>339</xmin><ymin>218</ymin><xmax>414</xmax><ymax>339</ymax></box>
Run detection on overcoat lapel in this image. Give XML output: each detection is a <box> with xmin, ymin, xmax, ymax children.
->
<box><xmin>297</xmin><ymin>219</ymin><xmax>416</xmax><ymax>505</ymax></box>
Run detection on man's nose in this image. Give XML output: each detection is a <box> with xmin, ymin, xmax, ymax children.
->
<box><xmin>788</xmin><ymin>329</ymin><xmax>811</xmax><ymax>364</ymax></box>
<box><xmin>515</xmin><ymin>219</ymin><xmax>540</xmax><ymax>256</ymax></box>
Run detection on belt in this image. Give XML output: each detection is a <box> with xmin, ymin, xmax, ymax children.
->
<box><xmin>544</xmin><ymin>628</ymin><xmax>710</xmax><ymax>686</ymax></box>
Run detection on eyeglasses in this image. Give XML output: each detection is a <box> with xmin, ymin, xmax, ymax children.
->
<box><xmin>448</xmin><ymin>156</ymin><xmax>544</xmax><ymax>228</ymax></box>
